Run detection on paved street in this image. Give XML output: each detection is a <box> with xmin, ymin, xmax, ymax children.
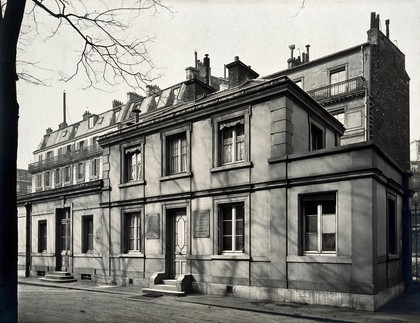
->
<box><xmin>18</xmin><ymin>285</ymin><xmax>319</xmax><ymax>323</ymax></box>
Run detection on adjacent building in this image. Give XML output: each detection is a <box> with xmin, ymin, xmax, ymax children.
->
<box><xmin>17</xmin><ymin>13</ymin><xmax>410</xmax><ymax>311</ymax></box>
<box><xmin>17</xmin><ymin>169</ymin><xmax>32</xmax><ymax>196</ymax></box>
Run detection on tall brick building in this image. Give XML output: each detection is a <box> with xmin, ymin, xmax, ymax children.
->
<box><xmin>17</xmin><ymin>13</ymin><xmax>410</xmax><ymax>310</ymax></box>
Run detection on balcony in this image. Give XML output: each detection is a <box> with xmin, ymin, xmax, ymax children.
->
<box><xmin>306</xmin><ymin>77</ymin><xmax>365</xmax><ymax>103</ymax></box>
<box><xmin>28</xmin><ymin>145</ymin><xmax>102</xmax><ymax>173</ymax></box>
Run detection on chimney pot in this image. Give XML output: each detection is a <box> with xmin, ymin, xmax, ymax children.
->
<box><xmin>234</xmin><ymin>56</ymin><xmax>239</xmax><ymax>61</ymax></box>
<box><xmin>289</xmin><ymin>44</ymin><xmax>295</xmax><ymax>59</ymax></box>
<box><xmin>385</xmin><ymin>19</ymin><xmax>390</xmax><ymax>38</ymax></box>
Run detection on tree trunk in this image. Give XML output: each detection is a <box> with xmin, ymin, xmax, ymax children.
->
<box><xmin>0</xmin><ymin>1</ymin><xmax>26</xmax><ymax>321</ymax></box>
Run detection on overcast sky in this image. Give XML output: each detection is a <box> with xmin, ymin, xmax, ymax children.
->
<box><xmin>16</xmin><ymin>0</ymin><xmax>420</xmax><ymax>168</ymax></box>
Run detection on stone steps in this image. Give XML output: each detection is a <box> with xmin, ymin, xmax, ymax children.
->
<box><xmin>39</xmin><ymin>271</ymin><xmax>77</xmax><ymax>283</ymax></box>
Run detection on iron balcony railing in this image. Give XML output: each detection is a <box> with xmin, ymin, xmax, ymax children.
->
<box><xmin>306</xmin><ymin>76</ymin><xmax>365</xmax><ymax>101</ymax></box>
<box><xmin>28</xmin><ymin>144</ymin><xmax>102</xmax><ymax>173</ymax></box>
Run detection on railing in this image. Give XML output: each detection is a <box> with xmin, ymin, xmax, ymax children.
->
<box><xmin>306</xmin><ymin>77</ymin><xmax>365</xmax><ymax>101</ymax></box>
<box><xmin>28</xmin><ymin>144</ymin><xmax>102</xmax><ymax>173</ymax></box>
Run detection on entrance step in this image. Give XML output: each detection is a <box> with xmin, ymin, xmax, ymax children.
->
<box><xmin>162</xmin><ymin>279</ymin><xmax>177</xmax><ymax>286</ymax></box>
<box><xmin>142</xmin><ymin>287</ymin><xmax>185</xmax><ymax>296</ymax></box>
<box><xmin>39</xmin><ymin>271</ymin><xmax>77</xmax><ymax>283</ymax></box>
<box><xmin>145</xmin><ymin>272</ymin><xmax>192</xmax><ymax>296</ymax></box>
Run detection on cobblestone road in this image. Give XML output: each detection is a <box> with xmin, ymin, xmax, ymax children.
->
<box><xmin>18</xmin><ymin>285</ymin><xmax>321</xmax><ymax>323</ymax></box>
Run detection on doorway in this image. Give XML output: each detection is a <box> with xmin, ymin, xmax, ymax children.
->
<box><xmin>166</xmin><ymin>208</ymin><xmax>187</xmax><ymax>279</ymax></box>
<box><xmin>56</xmin><ymin>207</ymin><xmax>71</xmax><ymax>271</ymax></box>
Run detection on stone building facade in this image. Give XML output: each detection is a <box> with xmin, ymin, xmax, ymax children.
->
<box><xmin>17</xmin><ymin>13</ymin><xmax>409</xmax><ymax>310</ymax></box>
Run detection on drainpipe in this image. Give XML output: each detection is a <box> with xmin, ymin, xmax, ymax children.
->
<box><xmin>402</xmin><ymin>171</ymin><xmax>413</xmax><ymax>292</ymax></box>
<box><xmin>361</xmin><ymin>44</ymin><xmax>369</xmax><ymax>141</ymax></box>
<box><xmin>25</xmin><ymin>202</ymin><xmax>32</xmax><ymax>277</ymax></box>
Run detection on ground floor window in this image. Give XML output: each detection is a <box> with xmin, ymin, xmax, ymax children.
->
<box><xmin>218</xmin><ymin>203</ymin><xmax>244</xmax><ymax>253</ymax></box>
<box><xmin>301</xmin><ymin>193</ymin><xmax>336</xmax><ymax>254</ymax></box>
<box><xmin>38</xmin><ymin>220</ymin><xmax>47</xmax><ymax>252</ymax></box>
<box><xmin>123</xmin><ymin>212</ymin><xmax>141</xmax><ymax>253</ymax></box>
<box><xmin>82</xmin><ymin>216</ymin><xmax>93</xmax><ymax>253</ymax></box>
<box><xmin>388</xmin><ymin>196</ymin><xmax>397</xmax><ymax>255</ymax></box>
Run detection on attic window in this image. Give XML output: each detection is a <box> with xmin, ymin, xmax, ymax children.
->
<box><xmin>88</xmin><ymin>116</ymin><xmax>95</xmax><ymax>129</ymax></box>
<box><xmin>62</xmin><ymin>130</ymin><xmax>67</xmax><ymax>137</ymax></box>
<box><xmin>97</xmin><ymin>117</ymin><xmax>104</xmax><ymax>125</ymax></box>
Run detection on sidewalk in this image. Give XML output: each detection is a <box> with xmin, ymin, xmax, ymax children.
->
<box><xmin>18</xmin><ymin>276</ymin><xmax>420</xmax><ymax>322</ymax></box>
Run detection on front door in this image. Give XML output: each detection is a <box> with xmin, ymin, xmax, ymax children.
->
<box><xmin>166</xmin><ymin>208</ymin><xmax>187</xmax><ymax>278</ymax></box>
<box><xmin>56</xmin><ymin>208</ymin><xmax>71</xmax><ymax>271</ymax></box>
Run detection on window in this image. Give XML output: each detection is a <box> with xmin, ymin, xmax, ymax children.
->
<box><xmin>88</xmin><ymin>116</ymin><xmax>95</xmax><ymax>129</ymax></box>
<box><xmin>76</xmin><ymin>162</ymin><xmax>85</xmax><ymax>181</ymax></box>
<box><xmin>124</xmin><ymin>147</ymin><xmax>142</xmax><ymax>181</ymax></box>
<box><xmin>65</xmin><ymin>144</ymin><xmax>72</xmax><ymax>155</ymax></box>
<box><xmin>36</xmin><ymin>174</ymin><xmax>42</xmax><ymax>188</ymax></box>
<box><xmin>91</xmin><ymin>158</ymin><xmax>100</xmax><ymax>178</ymax></box>
<box><xmin>294</xmin><ymin>79</ymin><xmax>303</xmax><ymax>89</ymax></box>
<box><xmin>44</xmin><ymin>171</ymin><xmax>51</xmax><ymax>187</ymax></box>
<box><xmin>38</xmin><ymin>221</ymin><xmax>47</xmax><ymax>252</ymax></box>
<box><xmin>63</xmin><ymin>166</ymin><xmax>71</xmax><ymax>183</ymax></box>
<box><xmin>54</xmin><ymin>168</ymin><xmax>61</xmax><ymax>185</ymax></box>
<box><xmin>46</xmin><ymin>151</ymin><xmax>53</xmax><ymax>161</ymax></box>
<box><xmin>388</xmin><ymin>196</ymin><xmax>397</xmax><ymax>255</ymax></box>
<box><xmin>219</xmin><ymin>203</ymin><xmax>244</xmax><ymax>253</ymax></box>
<box><xmin>82</xmin><ymin>216</ymin><xmax>93</xmax><ymax>253</ymax></box>
<box><xmin>91</xmin><ymin>136</ymin><xmax>98</xmax><ymax>149</ymax></box>
<box><xmin>330</xmin><ymin>108</ymin><xmax>345</xmax><ymax>126</ymax></box>
<box><xmin>62</xmin><ymin>130</ymin><xmax>67</xmax><ymax>137</ymax></box>
<box><xmin>301</xmin><ymin>193</ymin><xmax>336</xmax><ymax>254</ymax></box>
<box><xmin>167</xmin><ymin>133</ymin><xmax>187</xmax><ymax>175</ymax></box>
<box><xmin>78</xmin><ymin>140</ymin><xmax>85</xmax><ymax>152</ymax></box>
<box><xmin>310</xmin><ymin>122</ymin><xmax>325</xmax><ymax>151</ymax></box>
<box><xmin>123</xmin><ymin>212</ymin><xmax>141</xmax><ymax>253</ymax></box>
<box><xmin>219</xmin><ymin>118</ymin><xmax>245</xmax><ymax>165</ymax></box>
<box><xmin>330</xmin><ymin>67</ymin><xmax>347</xmax><ymax>95</ymax></box>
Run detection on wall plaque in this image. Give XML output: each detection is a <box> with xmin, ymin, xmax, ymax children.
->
<box><xmin>146</xmin><ymin>213</ymin><xmax>160</xmax><ymax>239</ymax></box>
<box><xmin>194</xmin><ymin>210</ymin><xmax>210</xmax><ymax>238</ymax></box>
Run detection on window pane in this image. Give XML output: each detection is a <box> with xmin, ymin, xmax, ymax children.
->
<box><xmin>322</xmin><ymin>214</ymin><xmax>335</xmax><ymax>234</ymax></box>
<box><xmin>305</xmin><ymin>216</ymin><xmax>317</xmax><ymax>233</ymax></box>
<box><xmin>221</xmin><ymin>206</ymin><xmax>232</xmax><ymax>220</ymax></box>
<box><xmin>223</xmin><ymin>237</ymin><xmax>232</xmax><ymax>251</ymax></box>
<box><xmin>322</xmin><ymin>233</ymin><xmax>336</xmax><ymax>251</ymax></box>
<box><xmin>322</xmin><ymin>199</ymin><xmax>336</xmax><ymax>214</ymax></box>
<box><xmin>304</xmin><ymin>201</ymin><xmax>318</xmax><ymax>215</ymax></box>
<box><xmin>305</xmin><ymin>234</ymin><xmax>318</xmax><ymax>251</ymax></box>
<box><xmin>235</xmin><ymin>236</ymin><xmax>244</xmax><ymax>251</ymax></box>
<box><xmin>223</xmin><ymin>221</ymin><xmax>232</xmax><ymax>235</ymax></box>
<box><xmin>235</xmin><ymin>219</ymin><xmax>244</xmax><ymax>235</ymax></box>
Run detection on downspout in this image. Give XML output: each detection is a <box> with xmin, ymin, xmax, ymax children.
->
<box><xmin>361</xmin><ymin>44</ymin><xmax>369</xmax><ymax>141</ymax></box>
<box><xmin>402</xmin><ymin>171</ymin><xmax>413</xmax><ymax>292</ymax></box>
<box><xmin>285</xmin><ymin>156</ymin><xmax>289</xmax><ymax>289</ymax></box>
<box><xmin>25</xmin><ymin>202</ymin><xmax>32</xmax><ymax>277</ymax></box>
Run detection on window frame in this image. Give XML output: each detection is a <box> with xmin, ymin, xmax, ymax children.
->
<box><xmin>329</xmin><ymin>65</ymin><xmax>348</xmax><ymax>95</ymax></box>
<box><xmin>160</xmin><ymin>125</ymin><xmax>191</xmax><ymax>179</ymax></box>
<box><xmin>120</xmin><ymin>139</ymin><xmax>145</xmax><ymax>185</ymax></box>
<box><xmin>82</xmin><ymin>215</ymin><xmax>94</xmax><ymax>253</ymax></box>
<box><xmin>212</xmin><ymin>108</ymin><xmax>251</xmax><ymax>170</ymax></box>
<box><xmin>44</xmin><ymin>171</ymin><xmax>51</xmax><ymax>187</ymax></box>
<box><xmin>300</xmin><ymin>192</ymin><xmax>337</xmax><ymax>255</ymax></box>
<box><xmin>213</xmin><ymin>195</ymin><xmax>249</xmax><ymax>256</ymax></box>
<box><xmin>76</xmin><ymin>162</ymin><xmax>85</xmax><ymax>182</ymax></box>
<box><xmin>121</xmin><ymin>210</ymin><xmax>143</xmax><ymax>254</ymax></box>
<box><xmin>309</xmin><ymin>118</ymin><xmax>326</xmax><ymax>151</ymax></box>
<box><xmin>90</xmin><ymin>157</ymin><xmax>101</xmax><ymax>179</ymax></box>
<box><xmin>38</xmin><ymin>220</ymin><xmax>47</xmax><ymax>253</ymax></box>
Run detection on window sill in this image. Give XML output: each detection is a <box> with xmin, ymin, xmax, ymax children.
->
<box><xmin>211</xmin><ymin>254</ymin><xmax>250</xmax><ymax>261</ymax></box>
<box><xmin>73</xmin><ymin>252</ymin><xmax>102</xmax><ymax>258</ymax></box>
<box><xmin>118</xmin><ymin>252</ymin><xmax>145</xmax><ymax>258</ymax></box>
<box><xmin>287</xmin><ymin>255</ymin><xmax>351</xmax><ymax>264</ymax></box>
<box><xmin>118</xmin><ymin>180</ymin><xmax>146</xmax><ymax>188</ymax></box>
<box><xmin>32</xmin><ymin>252</ymin><xmax>55</xmax><ymax>257</ymax></box>
<box><xmin>159</xmin><ymin>172</ymin><xmax>192</xmax><ymax>182</ymax></box>
<box><xmin>210</xmin><ymin>161</ymin><xmax>252</xmax><ymax>173</ymax></box>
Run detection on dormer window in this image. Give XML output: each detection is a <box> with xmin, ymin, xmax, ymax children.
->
<box><xmin>310</xmin><ymin>121</ymin><xmax>325</xmax><ymax>151</ymax></box>
<box><xmin>62</xmin><ymin>130</ymin><xmax>67</xmax><ymax>137</ymax></box>
<box><xmin>88</xmin><ymin>116</ymin><xmax>95</xmax><ymax>129</ymax></box>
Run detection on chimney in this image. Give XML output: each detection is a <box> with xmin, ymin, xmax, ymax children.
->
<box><xmin>185</xmin><ymin>66</ymin><xmax>199</xmax><ymax>80</ymax></box>
<box><xmin>385</xmin><ymin>19</ymin><xmax>390</xmax><ymax>38</ymax></box>
<box><xmin>225</xmin><ymin>56</ymin><xmax>259</xmax><ymax>88</ymax></box>
<box><xmin>287</xmin><ymin>44</ymin><xmax>297</xmax><ymax>68</ymax></box>
<box><xmin>367</xmin><ymin>12</ymin><xmax>382</xmax><ymax>45</ymax></box>
<box><xmin>305</xmin><ymin>44</ymin><xmax>310</xmax><ymax>62</ymax></box>
<box><xmin>58</xmin><ymin>91</ymin><xmax>68</xmax><ymax>130</ymax></box>
<box><xmin>194</xmin><ymin>50</ymin><xmax>198</xmax><ymax>68</ymax></box>
<box><xmin>112</xmin><ymin>99</ymin><xmax>123</xmax><ymax>108</ymax></box>
<box><xmin>203</xmin><ymin>54</ymin><xmax>211</xmax><ymax>85</ymax></box>
<box><xmin>127</xmin><ymin>92</ymin><xmax>142</xmax><ymax>103</ymax></box>
<box><xmin>181</xmin><ymin>77</ymin><xmax>216</xmax><ymax>102</ymax></box>
<box><xmin>146</xmin><ymin>85</ymin><xmax>161</xmax><ymax>96</ymax></box>
<box><xmin>46</xmin><ymin>127</ymin><xmax>53</xmax><ymax>134</ymax></box>
<box><xmin>83</xmin><ymin>110</ymin><xmax>91</xmax><ymax>121</ymax></box>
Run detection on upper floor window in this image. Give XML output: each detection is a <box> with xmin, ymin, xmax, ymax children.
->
<box><xmin>36</xmin><ymin>174</ymin><xmax>42</xmax><ymax>188</ymax></box>
<box><xmin>92</xmin><ymin>136</ymin><xmax>99</xmax><ymax>149</ymax></box>
<box><xmin>76</xmin><ymin>162</ymin><xmax>85</xmax><ymax>181</ymax></box>
<box><xmin>44</xmin><ymin>171</ymin><xmax>51</xmax><ymax>187</ymax></box>
<box><xmin>78</xmin><ymin>140</ymin><xmax>85</xmax><ymax>152</ymax></box>
<box><xmin>91</xmin><ymin>158</ymin><xmax>100</xmax><ymax>178</ymax></box>
<box><xmin>220</xmin><ymin>118</ymin><xmax>245</xmax><ymax>165</ymax></box>
<box><xmin>54</xmin><ymin>168</ymin><xmax>61</xmax><ymax>185</ymax></box>
<box><xmin>161</xmin><ymin>126</ymin><xmax>191</xmax><ymax>178</ymax></box>
<box><xmin>212</xmin><ymin>110</ymin><xmax>250</xmax><ymax>170</ymax></box>
<box><xmin>330</xmin><ymin>66</ymin><xmax>347</xmax><ymax>95</ymax></box>
<box><xmin>63</xmin><ymin>166</ymin><xmax>72</xmax><ymax>183</ymax></box>
<box><xmin>88</xmin><ymin>116</ymin><xmax>95</xmax><ymax>129</ymax></box>
<box><xmin>167</xmin><ymin>133</ymin><xmax>187</xmax><ymax>174</ymax></box>
<box><xmin>125</xmin><ymin>146</ymin><xmax>142</xmax><ymax>181</ymax></box>
<box><xmin>294</xmin><ymin>78</ymin><xmax>303</xmax><ymax>89</ymax></box>
<box><xmin>46</xmin><ymin>151</ymin><xmax>53</xmax><ymax>160</ymax></box>
<box><xmin>310</xmin><ymin>121</ymin><xmax>325</xmax><ymax>151</ymax></box>
<box><xmin>301</xmin><ymin>193</ymin><xmax>336</xmax><ymax>254</ymax></box>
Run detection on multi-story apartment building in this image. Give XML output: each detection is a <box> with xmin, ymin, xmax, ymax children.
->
<box><xmin>17</xmin><ymin>13</ymin><xmax>409</xmax><ymax>310</ymax></box>
<box><xmin>17</xmin><ymin>169</ymin><xmax>32</xmax><ymax>196</ymax></box>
